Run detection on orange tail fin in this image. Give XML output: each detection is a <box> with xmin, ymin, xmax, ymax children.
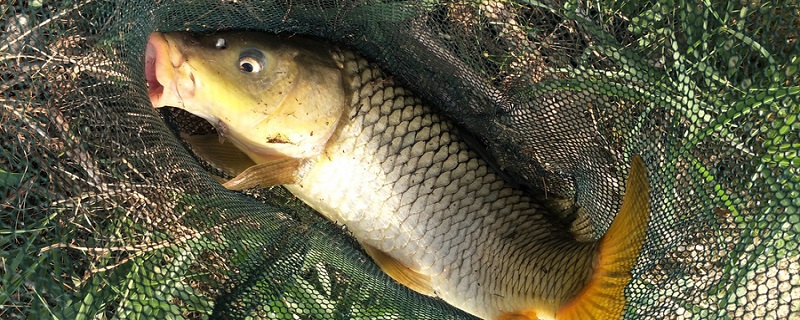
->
<box><xmin>556</xmin><ymin>155</ymin><xmax>651</xmax><ymax>319</ymax></box>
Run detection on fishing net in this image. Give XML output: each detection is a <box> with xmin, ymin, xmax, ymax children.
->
<box><xmin>2</xmin><ymin>0</ymin><xmax>798</xmax><ymax>318</ymax></box>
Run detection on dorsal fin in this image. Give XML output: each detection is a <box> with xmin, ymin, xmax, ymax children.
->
<box><xmin>361</xmin><ymin>243</ymin><xmax>435</xmax><ymax>297</ymax></box>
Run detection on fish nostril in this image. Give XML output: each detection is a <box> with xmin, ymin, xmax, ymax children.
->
<box><xmin>215</xmin><ymin>38</ymin><xmax>227</xmax><ymax>50</ymax></box>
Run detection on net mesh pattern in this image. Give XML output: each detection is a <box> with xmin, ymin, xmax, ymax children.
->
<box><xmin>2</xmin><ymin>0</ymin><xmax>798</xmax><ymax>319</ymax></box>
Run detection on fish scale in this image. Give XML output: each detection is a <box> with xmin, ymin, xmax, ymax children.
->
<box><xmin>145</xmin><ymin>31</ymin><xmax>651</xmax><ymax>320</ymax></box>
<box><xmin>278</xmin><ymin>48</ymin><xmax>598</xmax><ymax>318</ymax></box>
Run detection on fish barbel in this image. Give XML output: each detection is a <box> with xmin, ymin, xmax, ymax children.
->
<box><xmin>145</xmin><ymin>31</ymin><xmax>651</xmax><ymax>320</ymax></box>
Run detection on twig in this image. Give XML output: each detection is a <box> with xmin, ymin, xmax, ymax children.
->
<box><xmin>0</xmin><ymin>0</ymin><xmax>95</xmax><ymax>53</ymax></box>
<box><xmin>39</xmin><ymin>228</ymin><xmax>207</xmax><ymax>254</ymax></box>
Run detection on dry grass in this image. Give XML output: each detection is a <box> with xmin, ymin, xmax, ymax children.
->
<box><xmin>2</xmin><ymin>0</ymin><xmax>798</xmax><ymax>319</ymax></box>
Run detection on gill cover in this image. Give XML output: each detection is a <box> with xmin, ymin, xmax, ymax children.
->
<box><xmin>145</xmin><ymin>31</ymin><xmax>347</xmax><ymax>162</ymax></box>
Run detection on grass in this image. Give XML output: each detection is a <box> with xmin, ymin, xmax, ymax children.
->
<box><xmin>458</xmin><ymin>0</ymin><xmax>797</xmax><ymax>317</ymax></box>
<box><xmin>3</xmin><ymin>0</ymin><xmax>799</xmax><ymax>319</ymax></box>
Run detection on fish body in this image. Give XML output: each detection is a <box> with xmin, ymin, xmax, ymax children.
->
<box><xmin>145</xmin><ymin>31</ymin><xmax>651</xmax><ymax>320</ymax></box>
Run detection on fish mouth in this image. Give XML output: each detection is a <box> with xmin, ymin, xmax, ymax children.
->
<box><xmin>144</xmin><ymin>33</ymin><xmax>166</xmax><ymax>104</ymax></box>
<box><xmin>143</xmin><ymin>33</ymin><xmax>294</xmax><ymax>161</ymax></box>
<box><xmin>144</xmin><ymin>32</ymin><xmax>334</xmax><ymax>162</ymax></box>
<box><xmin>145</xmin><ymin>32</ymin><xmax>194</xmax><ymax>109</ymax></box>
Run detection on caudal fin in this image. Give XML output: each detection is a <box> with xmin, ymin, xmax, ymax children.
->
<box><xmin>556</xmin><ymin>155</ymin><xmax>651</xmax><ymax>319</ymax></box>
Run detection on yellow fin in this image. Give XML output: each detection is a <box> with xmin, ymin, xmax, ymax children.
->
<box><xmin>222</xmin><ymin>157</ymin><xmax>305</xmax><ymax>190</ymax></box>
<box><xmin>181</xmin><ymin>133</ymin><xmax>256</xmax><ymax>176</ymax></box>
<box><xmin>182</xmin><ymin>133</ymin><xmax>305</xmax><ymax>190</ymax></box>
<box><xmin>361</xmin><ymin>243</ymin><xmax>435</xmax><ymax>297</ymax></box>
<box><xmin>497</xmin><ymin>311</ymin><xmax>539</xmax><ymax>320</ymax></box>
<box><xmin>556</xmin><ymin>155</ymin><xmax>651</xmax><ymax>319</ymax></box>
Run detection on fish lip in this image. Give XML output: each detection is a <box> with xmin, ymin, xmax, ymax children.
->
<box><xmin>145</xmin><ymin>33</ymin><xmax>165</xmax><ymax>105</ymax></box>
<box><xmin>145</xmin><ymin>32</ymin><xmax>330</xmax><ymax>162</ymax></box>
<box><xmin>145</xmin><ymin>32</ymin><xmax>191</xmax><ymax>109</ymax></box>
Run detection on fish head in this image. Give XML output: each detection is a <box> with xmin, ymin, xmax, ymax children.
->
<box><xmin>145</xmin><ymin>31</ymin><xmax>346</xmax><ymax>162</ymax></box>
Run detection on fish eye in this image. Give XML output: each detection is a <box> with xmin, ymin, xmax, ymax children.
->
<box><xmin>238</xmin><ymin>48</ymin><xmax>266</xmax><ymax>73</ymax></box>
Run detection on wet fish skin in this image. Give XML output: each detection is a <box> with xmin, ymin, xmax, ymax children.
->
<box><xmin>145</xmin><ymin>31</ymin><xmax>651</xmax><ymax>320</ymax></box>
<box><xmin>145</xmin><ymin>31</ymin><xmax>346</xmax><ymax>163</ymax></box>
<box><xmin>289</xmin><ymin>48</ymin><xmax>598</xmax><ymax>317</ymax></box>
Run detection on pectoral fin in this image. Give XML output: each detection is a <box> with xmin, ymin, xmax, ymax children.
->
<box><xmin>361</xmin><ymin>243</ymin><xmax>435</xmax><ymax>297</ymax></box>
<box><xmin>223</xmin><ymin>157</ymin><xmax>306</xmax><ymax>190</ymax></box>
<box><xmin>182</xmin><ymin>133</ymin><xmax>306</xmax><ymax>190</ymax></box>
<box><xmin>496</xmin><ymin>311</ymin><xmax>539</xmax><ymax>320</ymax></box>
<box><xmin>181</xmin><ymin>133</ymin><xmax>256</xmax><ymax>176</ymax></box>
<box><xmin>555</xmin><ymin>155</ymin><xmax>651</xmax><ymax>319</ymax></box>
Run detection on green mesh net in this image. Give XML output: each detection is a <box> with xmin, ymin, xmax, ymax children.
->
<box><xmin>2</xmin><ymin>0</ymin><xmax>799</xmax><ymax>319</ymax></box>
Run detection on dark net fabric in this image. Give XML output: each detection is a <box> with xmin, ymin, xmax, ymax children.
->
<box><xmin>2</xmin><ymin>0</ymin><xmax>798</xmax><ymax>319</ymax></box>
